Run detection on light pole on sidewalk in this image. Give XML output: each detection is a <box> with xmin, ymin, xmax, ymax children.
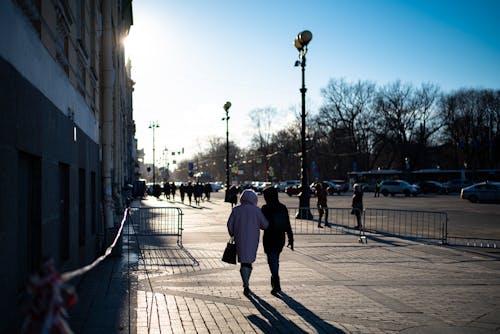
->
<box><xmin>223</xmin><ymin>101</ymin><xmax>231</xmax><ymax>202</ymax></box>
<box><xmin>294</xmin><ymin>30</ymin><xmax>313</xmax><ymax>219</ymax></box>
<box><xmin>149</xmin><ymin>121</ymin><xmax>159</xmax><ymax>185</ymax></box>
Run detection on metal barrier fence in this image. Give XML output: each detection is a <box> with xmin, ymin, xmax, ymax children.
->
<box><xmin>290</xmin><ymin>207</ymin><xmax>355</xmax><ymax>235</ymax></box>
<box><xmin>125</xmin><ymin>207</ymin><xmax>184</xmax><ymax>246</ymax></box>
<box><xmin>125</xmin><ymin>206</ymin><xmax>198</xmax><ymax>267</ymax></box>
<box><xmin>363</xmin><ymin>208</ymin><xmax>447</xmax><ymax>244</ymax></box>
<box><xmin>291</xmin><ymin>207</ymin><xmax>448</xmax><ymax>244</ymax></box>
<box><xmin>446</xmin><ymin>237</ymin><xmax>499</xmax><ymax>248</ymax></box>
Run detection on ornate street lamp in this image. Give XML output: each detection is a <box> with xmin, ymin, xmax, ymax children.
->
<box><xmin>149</xmin><ymin>121</ymin><xmax>160</xmax><ymax>185</ymax></box>
<box><xmin>294</xmin><ymin>30</ymin><xmax>313</xmax><ymax>219</ymax></box>
<box><xmin>222</xmin><ymin>101</ymin><xmax>232</xmax><ymax>202</ymax></box>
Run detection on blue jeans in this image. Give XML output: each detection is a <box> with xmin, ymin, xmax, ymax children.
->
<box><xmin>266</xmin><ymin>251</ymin><xmax>280</xmax><ymax>278</ymax></box>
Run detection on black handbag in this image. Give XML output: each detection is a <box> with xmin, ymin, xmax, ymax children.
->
<box><xmin>221</xmin><ymin>237</ymin><xmax>237</xmax><ymax>264</ymax></box>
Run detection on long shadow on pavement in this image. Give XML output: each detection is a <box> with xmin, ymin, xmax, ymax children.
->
<box><xmin>247</xmin><ymin>292</ymin><xmax>345</xmax><ymax>334</ymax></box>
<box><xmin>247</xmin><ymin>292</ymin><xmax>306</xmax><ymax>333</ymax></box>
<box><xmin>278</xmin><ymin>292</ymin><xmax>346</xmax><ymax>334</ymax></box>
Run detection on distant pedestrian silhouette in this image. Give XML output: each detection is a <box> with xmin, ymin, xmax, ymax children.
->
<box><xmin>186</xmin><ymin>182</ymin><xmax>194</xmax><ymax>205</ymax></box>
<box><xmin>352</xmin><ymin>185</ymin><xmax>364</xmax><ymax>229</ymax></box>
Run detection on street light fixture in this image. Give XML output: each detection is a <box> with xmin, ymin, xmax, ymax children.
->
<box><xmin>149</xmin><ymin>121</ymin><xmax>160</xmax><ymax>186</ymax></box>
<box><xmin>222</xmin><ymin>101</ymin><xmax>231</xmax><ymax>202</ymax></box>
<box><xmin>294</xmin><ymin>30</ymin><xmax>313</xmax><ymax>219</ymax></box>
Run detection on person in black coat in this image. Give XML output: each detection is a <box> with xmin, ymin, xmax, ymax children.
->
<box><xmin>186</xmin><ymin>182</ymin><xmax>194</xmax><ymax>205</ymax></box>
<box><xmin>193</xmin><ymin>182</ymin><xmax>203</xmax><ymax>206</ymax></box>
<box><xmin>179</xmin><ymin>182</ymin><xmax>186</xmax><ymax>203</ymax></box>
<box><xmin>352</xmin><ymin>185</ymin><xmax>364</xmax><ymax>229</ymax></box>
<box><xmin>261</xmin><ymin>186</ymin><xmax>294</xmax><ymax>295</ymax></box>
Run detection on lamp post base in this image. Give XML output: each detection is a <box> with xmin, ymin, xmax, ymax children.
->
<box><xmin>296</xmin><ymin>192</ymin><xmax>313</xmax><ymax>220</ymax></box>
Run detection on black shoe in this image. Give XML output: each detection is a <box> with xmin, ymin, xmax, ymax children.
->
<box><xmin>271</xmin><ymin>276</ymin><xmax>281</xmax><ymax>296</ymax></box>
<box><xmin>317</xmin><ymin>224</ymin><xmax>323</xmax><ymax>228</ymax></box>
<box><xmin>243</xmin><ymin>287</ymin><xmax>250</xmax><ymax>297</ymax></box>
<box><xmin>325</xmin><ymin>222</ymin><xmax>331</xmax><ymax>228</ymax></box>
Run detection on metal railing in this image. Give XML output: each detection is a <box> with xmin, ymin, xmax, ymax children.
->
<box><xmin>362</xmin><ymin>208</ymin><xmax>447</xmax><ymax>244</ymax></box>
<box><xmin>125</xmin><ymin>206</ymin><xmax>198</xmax><ymax>267</ymax></box>
<box><xmin>446</xmin><ymin>237</ymin><xmax>499</xmax><ymax>248</ymax></box>
<box><xmin>291</xmin><ymin>207</ymin><xmax>448</xmax><ymax>244</ymax></box>
<box><xmin>126</xmin><ymin>207</ymin><xmax>184</xmax><ymax>246</ymax></box>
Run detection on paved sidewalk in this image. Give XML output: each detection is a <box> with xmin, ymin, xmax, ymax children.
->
<box><xmin>70</xmin><ymin>194</ymin><xmax>500</xmax><ymax>333</ymax></box>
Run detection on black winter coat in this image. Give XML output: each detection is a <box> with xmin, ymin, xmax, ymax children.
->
<box><xmin>261</xmin><ymin>203</ymin><xmax>293</xmax><ymax>254</ymax></box>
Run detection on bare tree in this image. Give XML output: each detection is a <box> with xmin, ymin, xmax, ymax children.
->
<box><xmin>317</xmin><ymin>78</ymin><xmax>377</xmax><ymax>173</ymax></box>
<box><xmin>248</xmin><ymin>107</ymin><xmax>277</xmax><ymax>151</ymax></box>
<box><xmin>247</xmin><ymin>107</ymin><xmax>279</xmax><ymax>179</ymax></box>
<box><xmin>411</xmin><ymin>83</ymin><xmax>441</xmax><ymax>168</ymax></box>
<box><xmin>438</xmin><ymin>89</ymin><xmax>500</xmax><ymax>169</ymax></box>
<box><xmin>372</xmin><ymin>81</ymin><xmax>427</xmax><ymax>169</ymax></box>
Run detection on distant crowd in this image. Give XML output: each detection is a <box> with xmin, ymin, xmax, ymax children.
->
<box><xmin>148</xmin><ymin>181</ymin><xmax>214</xmax><ymax>206</ymax></box>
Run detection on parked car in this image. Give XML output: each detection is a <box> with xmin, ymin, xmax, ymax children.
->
<box><xmin>445</xmin><ymin>179</ymin><xmax>473</xmax><ymax>193</ymax></box>
<box><xmin>310</xmin><ymin>181</ymin><xmax>339</xmax><ymax>195</ymax></box>
<box><xmin>276</xmin><ymin>180</ymin><xmax>300</xmax><ymax>192</ymax></box>
<box><xmin>331</xmin><ymin>179</ymin><xmax>350</xmax><ymax>193</ymax></box>
<box><xmin>353</xmin><ymin>182</ymin><xmax>375</xmax><ymax>192</ymax></box>
<box><xmin>285</xmin><ymin>183</ymin><xmax>321</xmax><ymax>196</ymax></box>
<box><xmin>417</xmin><ymin>180</ymin><xmax>448</xmax><ymax>194</ymax></box>
<box><xmin>379</xmin><ymin>180</ymin><xmax>419</xmax><ymax>197</ymax></box>
<box><xmin>285</xmin><ymin>184</ymin><xmax>303</xmax><ymax>196</ymax></box>
<box><xmin>460</xmin><ymin>182</ymin><xmax>500</xmax><ymax>203</ymax></box>
<box><xmin>209</xmin><ymin>182</ymin><xmax>222</xmax><ymax>192</ymax></box>
<box><xmin>253</xmin><ymin>181</ymin><xmax>271</xmax><ymax>193</ymax></box>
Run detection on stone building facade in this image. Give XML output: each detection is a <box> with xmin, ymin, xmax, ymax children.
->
<box><xmin>0</xmin><ymin>0</ymin><xmax>134</xmax><ymax>331</ymax></box>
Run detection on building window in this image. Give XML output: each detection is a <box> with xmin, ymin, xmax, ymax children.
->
<box><xmin>55</xmin><ymin>1</ymin><xmax>72</xmax><ymax>75</ymax></box>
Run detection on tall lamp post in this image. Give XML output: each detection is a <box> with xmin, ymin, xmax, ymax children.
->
<box><xmin>294</xmin><ymin>30</ymin><xmax>313</xmax><ymax>219</ymax></box>
<box><xmin>149</xmin><ymin>121</ymin><xmax>159</xmax><ymax>185</ymax></box>
<box><xmin>223</xmin><ymin>101</ymin><xmax>232</xmax><ymax>202</ymax></box>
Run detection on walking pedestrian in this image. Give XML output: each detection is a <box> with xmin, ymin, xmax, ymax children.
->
<box><xmin>194</xmin><ymin>182</ymin><xmax>203</xmax><ymax>206</ymax></box>
<box><xmin>179</xmin><ymin>182</ymin><xmax>186</xmax><ymax>203</ymax></box>
<box><xmin>374</xmin><ymin>180</ymin><xmax>381</xmax><ymax>197</ymax></box>
<box><xmin>261</xmin><ymin>186</ymin><xmax>294</xmax><ymax>296</ymax></box>
<box><xmin>204</xmin><ymin>182</ymin><xmax>212</xmax><ymax>201</ymax></box>
<box><xmin>163</xmin><ymin>182</ymin><xmax>171</xmax><ymax>200</ymax></box>
<box><xmin>170</xmin><ymin>182</ymin><xmax>177</xmax><ymax>200</ymax></box>
<box><xmin>229</xmin><ymin>185</ymin><xmax>238</xmax><ymax>208</ymax></box>
<box><xmin>352</xmin><ymin>184</ymin><xmax>364</xmax><ymax>229</ymax></box>
<box><xmin>315</xmin><ymin>182</ymin><xmax>330</xmax><ymax>228</ymax></box>
<box><xmin>186</xmin><ymin>182</ymin><xmax>194</xmax><ymax>205</ymax></box>
<box><xmin>227</xmin><ymin>189</ymin><xmax>269</xmax><ymax>296</ymax></box>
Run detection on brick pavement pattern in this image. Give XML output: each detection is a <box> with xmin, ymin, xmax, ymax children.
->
<box><xmin>70</xmin><ymin>194</ymin><xmax>500</xmax><ymax>333</ymax></box>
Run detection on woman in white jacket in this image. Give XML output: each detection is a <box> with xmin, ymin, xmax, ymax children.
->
<box><xmin>227</xmin><ymin>189</ymin><xmax>269</xmax><ymax>296</ymax></box>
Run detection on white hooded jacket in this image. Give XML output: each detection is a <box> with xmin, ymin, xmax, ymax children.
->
<box><xmin>227</xmin><ymin>189</ymin><xmax>269</xmax><ymax>263</ymax></box>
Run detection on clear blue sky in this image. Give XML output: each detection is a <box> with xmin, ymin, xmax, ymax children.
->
<box><xmin>125</xmin><ymin>0</ymin><xmax>500</xmax><ymax>165</ymax></box>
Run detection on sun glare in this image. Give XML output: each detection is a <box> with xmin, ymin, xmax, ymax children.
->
<box><xmin>123</xmin><ymin>34</ymin><xmax>135</xmax><ymax>59</ymax></box>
